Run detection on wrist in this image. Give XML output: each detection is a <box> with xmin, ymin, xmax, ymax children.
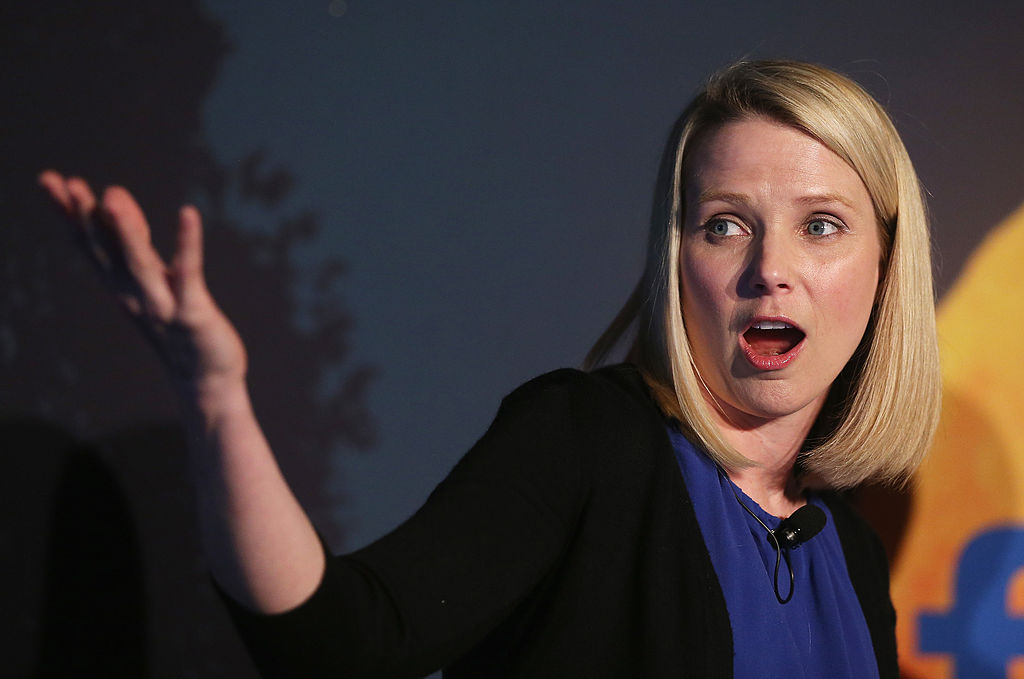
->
<box><xmin>173</xmin><ymin>373</ymin><xmax>252</xmax><ymax>423</ymax></box>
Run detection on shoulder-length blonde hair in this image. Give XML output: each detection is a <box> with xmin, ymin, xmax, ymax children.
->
<box><xmin>586</xmin><ymin>60</ymin><xmax>941</xmax><ymax>489</ymax></box>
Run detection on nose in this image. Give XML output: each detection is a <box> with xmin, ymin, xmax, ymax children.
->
<box><xmin>747</xmin><ymin>231</ymin><xmax>794</xmax><ymax>294</ymax></box>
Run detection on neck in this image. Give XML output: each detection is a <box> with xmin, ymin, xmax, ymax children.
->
<box><xmin>709</xmin><ymin>399</ymin><xmax>824</xmax><ymax>518</ymax></box>
<box><xmin>726</xmin><ymin>463</ymin><xmax>805</xmax><ymax>518</ymax></box>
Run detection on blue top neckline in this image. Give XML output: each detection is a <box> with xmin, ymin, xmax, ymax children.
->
<box><xmin>666</xmin><ymin>424</ymin><xmax>879</xmax><ymax>679</ymax></box>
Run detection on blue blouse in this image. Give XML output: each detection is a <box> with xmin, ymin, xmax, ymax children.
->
<box><xmin>667</xmin><ymin>426</ymin><xmax>879</xmax><ymax>679</ymax></box>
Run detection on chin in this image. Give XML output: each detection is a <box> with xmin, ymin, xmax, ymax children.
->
<box><xmin>726</xmin><ymin>381</ymin><xmax>826</xmax><ymax>422</ymax></box>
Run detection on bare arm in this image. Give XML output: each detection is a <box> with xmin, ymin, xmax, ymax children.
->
<box><xmin>39</xmin><ymin>171</ymin><xmax>324</xmax><ymax>613</ymax></box>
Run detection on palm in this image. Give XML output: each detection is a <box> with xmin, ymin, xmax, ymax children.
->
<box><xmin>39</xmin><ymin>171</ymin><xmax>247</xmax><ymax>388</ymax></box>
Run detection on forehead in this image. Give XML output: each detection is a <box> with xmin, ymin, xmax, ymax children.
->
<box><xmin>684</xmin><ymin>118</ymin><xmax>871</xmax><ymax>210</ymax></box>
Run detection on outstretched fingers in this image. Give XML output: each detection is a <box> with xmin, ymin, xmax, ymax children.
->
<box><xmin>65</xmin><ymin>176</ymin><xmax>121</xmax><ymax>277</ymax></box>
<box><xmin>39</xmin><ymin>171</ymin><xmax>178</xmax><ymax>323</ymax></box>
<box><xmin>97</xmin><ymin>185</ymin><xmax>178</xmax><ymax>321</ymax></box>
<box><xmin>41</xmin><ymin>171</ymin><xmax>117</xmax><ymax>279</ymax></box>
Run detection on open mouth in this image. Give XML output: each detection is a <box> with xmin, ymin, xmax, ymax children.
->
<box><xmin>742</xmin><ymin>321</ymin><xmax>805</xmax><ymax>357</ymax></box>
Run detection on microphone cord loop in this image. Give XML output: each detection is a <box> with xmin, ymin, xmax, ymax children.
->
<box><xmin>722</xmin><ymin>471</ymin><xmax>797</xmax><ymax>605</ymax></box>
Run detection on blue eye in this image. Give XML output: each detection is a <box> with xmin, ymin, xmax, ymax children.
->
<box><xmin>706</xmin><ymin>218</ymin><xmax>744</xmax><ymax>236</ymax></box>
<box><xmin>807</xmin><ymin>219</ymin><xmax>839</xmax><ymax>236</ymax></box>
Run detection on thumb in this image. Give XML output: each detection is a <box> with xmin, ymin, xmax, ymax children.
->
<box><xmin>171</xmin><ymin>204</ymin><xmax>207</xmax><ymax>300</ymax></box>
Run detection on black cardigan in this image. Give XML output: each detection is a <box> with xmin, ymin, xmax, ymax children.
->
<box><xmin>222</xmin><ymin>364</ymin><xmax>898</xmax><ymax>678</ymax></box>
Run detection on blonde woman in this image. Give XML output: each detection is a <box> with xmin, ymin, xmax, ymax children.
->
<box><xmin>42</xmin><ymin>60</ymin><xmax>939</xmax><ymax>678</ymax></box>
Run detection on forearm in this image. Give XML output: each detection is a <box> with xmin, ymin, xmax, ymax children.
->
<box><xmin>179</xmin><ymin>377</ymin><xmax>325</xmax><ymax>614</ymax></box>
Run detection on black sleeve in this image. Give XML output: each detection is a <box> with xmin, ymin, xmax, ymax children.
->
<box><xmin>218</xmin><ymin>369</ymin><xmax>595</xmax><ymax>679</ymax></box>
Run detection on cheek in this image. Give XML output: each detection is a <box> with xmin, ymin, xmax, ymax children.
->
<box><xmin>680</xmin><ymin>255</ymin><xmax>727</xmax><ymax>330</ymax></box>
<box><xmin>820</xmin><ymin>258</ymin><xmax>879</xmax><ymax>341</ymax></box>
<box><xmin>680</xmin><ymin>251</ymin><xmax>740</xmax><ymax>363</ymax></box>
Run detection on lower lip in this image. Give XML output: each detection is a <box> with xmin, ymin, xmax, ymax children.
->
<box><xmin>739</xmin><ymin>336</ymin><xmax>805</xmax><ymax>371</ymax></box>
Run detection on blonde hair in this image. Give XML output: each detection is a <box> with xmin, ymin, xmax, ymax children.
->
<box><xmin>585</xmin><ymin>60</ymin><xmax>941</xmax><ymax>489</ymax></box>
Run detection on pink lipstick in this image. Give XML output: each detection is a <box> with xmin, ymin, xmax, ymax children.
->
<box><xmin>739</xmin><ymin>317</ymin><xmax>806</xmax><ymax>371</ymax></box>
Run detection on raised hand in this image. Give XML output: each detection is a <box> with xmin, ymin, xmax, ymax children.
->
<box><xmin>38</xmin><ymin>171</ymin><xmax>247</xmax><ymax>396</ymax></box>
<box><xmin>39</xmin><ymin>170</ymin><xmax>325</xmax><ymax>611</ymax></box>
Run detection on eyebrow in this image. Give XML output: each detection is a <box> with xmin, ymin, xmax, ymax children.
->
<box><xmin>793</xmin><ymin>192</ymin><xmax>858</xmax><ymax>209</ymax></box>
<box><xmin>695</xmin><ymin>190</ymin><xmax>859</xmax><ymax>210</ymax></box>
<box><xmin>695</xmin><ymin>190</ymin><xmax>751</xmax><ymax>206</ymax></box>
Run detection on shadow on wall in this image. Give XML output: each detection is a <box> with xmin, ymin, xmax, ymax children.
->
<box><xmin>1</xmin><ymin>419</ymin><xmax>146</xmax><ymax>677</ymax></box>
<box><xmin>1</xmin><ymin>2</ymin><xmax>375</xmax><ymax>676</ymax></box>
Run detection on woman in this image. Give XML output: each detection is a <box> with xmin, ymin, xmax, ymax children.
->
<box><xmin>40</xmin><ymin>60</ymin><xmax>940</xmax><ymax>677</ymax></box>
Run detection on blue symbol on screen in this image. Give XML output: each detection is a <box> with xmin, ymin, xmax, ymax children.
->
<box><xmin>918</xmin><ymin>526</ymin><xmax>1024</xmax><ymax>678</ymax></box>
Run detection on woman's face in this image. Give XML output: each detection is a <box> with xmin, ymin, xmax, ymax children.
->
<box><xmin>680</xmin><ymin>117</ymin><xmax>881</xmax><ymax>426</ymax></box>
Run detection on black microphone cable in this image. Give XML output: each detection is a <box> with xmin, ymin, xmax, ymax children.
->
<box><xmin>721</xmin><ymin>470</ymin><xmax>827</xmax><ymax>604</ymax></box>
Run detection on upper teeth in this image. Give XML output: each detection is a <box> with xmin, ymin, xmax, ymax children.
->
<box><xmin>751</xmin><ymin>321</ymin><xmax>793</xmax><ymax>330</ymax></box>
